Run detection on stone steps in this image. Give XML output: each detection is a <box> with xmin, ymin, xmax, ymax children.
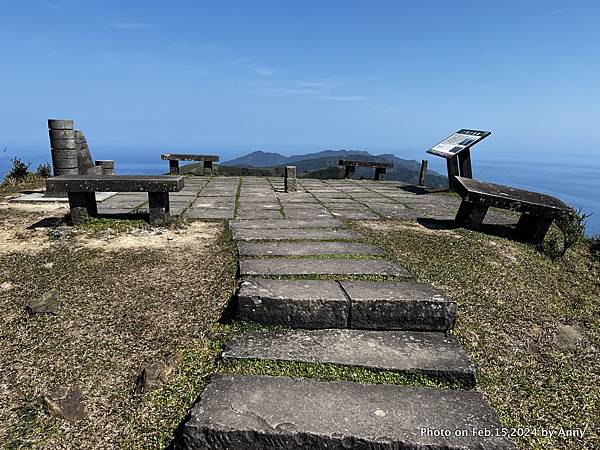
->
<box><xmin>172</xmin><ymin>374</ymin><xmax>516</xmax><ymax>450</ymax></box>
<box><xmin>230</xmin><ymin>218</ymin><xmax>344</xmax><ymax>229</ymax></box>
<box><xmin>237</xmin><ymin>241</ymin><xmax>383</xmax><ymax>257</ymax></box>
<box><xmin>239</xmin><ymin>258</ymin><xmax>411</xmax><ymax>277</ymax></box>
<box><xmin>223</xmin><ymin>328</ymin><xmax>476</xmax><ymax>387</ymax></box>
<box><xmin>236</xmin><ymin>278</ymin><xmax>456</xmax><ymax>330</ymax></box>
<box><xmin>232</xmin><ymin>228</ymin><xmax>362</xmax><ymax>241</ymax></box>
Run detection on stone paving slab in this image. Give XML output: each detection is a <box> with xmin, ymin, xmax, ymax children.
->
<box><xmin>232</xmin><ymin>228</ymin><xmax>361</xmax><ymax>241</ymax></box>
<box><xmin>186</xmin><ymin>208</ymin><xmax>234</xmax><ymax>219</ymax></box>
<box><xmin>239</xmin><ymin>258</ymin><xmax>412</xmax><ymax>277</ymax></box>
<box><xmin>237</xmin><ymin>241</ymin><xmax>383</xmax><ymax>256</ymax></box>
<box><xmin>174</xmin><ymin>374</ymin><xmax>516</xmax><ymax>450</ymax></box>
<box><xmin>223</xmin><ymin>329</ymin><xmax>476</xmax><ymax>386</ymax></box>
<box><xmin>330</xmin><ymin>210</ymin><xmax>380</xmax><ymax>219</ymax></box>
<box><xmin>237</xmin><ymin>210</ymin><xmax>283</xmax><ymax>220</ymax></box>
<box><xmin>96</xmin><ymin>208</ymin><xmax>136</xmax><ymax>215</ymax></box>
<box><xmin>284</xmin><ymin>210</ymin><xmax>334</xmax><ymax>219</ymax></box>
<box><xmin>341</xmin><ymin>281</ymin><xmax>456</xmax><ymax>331</ymax></box>
<box><xmin>230</xmin><ymin>218</ymin><xmax>344</xmax><ymax>229</ymax></box>
<box><xmin>236</xmin><ymin>278</ymin><xmax>348</xmax><ymax>328</ymax></box>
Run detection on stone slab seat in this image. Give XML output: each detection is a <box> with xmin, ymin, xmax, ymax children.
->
<box><xmin>172</xmin><ymin>374</ymin><xmax>517</xmax><ymax>450</ymax></box>
<box><xmin>45</xmin><ymin>174</ymin><xmax>184</xmax><ymax>226</ymax></box>
<box><xmin>338</xmin><ymin>159</ymin><xmax>394</xmax><ymax>181</ymax></box>
<box><xmin>454</xmin><ymin>176</ymin><xmax>571</xmax><ymax>244</ymax></box>
<box><xmin>161</xmin><ymin>153</ymin><xmax>219</xmax><ymax>175</ymax></box>
<box><xmin>222</xmin><ymin>328</ymin><xmax>476</xmax><ymax>387</ymax></box>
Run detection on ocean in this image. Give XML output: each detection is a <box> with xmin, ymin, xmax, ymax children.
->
<box><xmin>2</xmin><ymin>145</ymin><xmax>598</xmax><ymax>236</ymax></box>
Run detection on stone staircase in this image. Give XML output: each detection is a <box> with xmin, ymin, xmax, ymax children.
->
<box><xmin>173</xmin><ymin>178</ymin><xmax>516</xmax><ymax>449</ymax></box>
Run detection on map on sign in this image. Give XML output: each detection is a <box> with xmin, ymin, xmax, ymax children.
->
<box><xmin>427</xmin><ymin>129</ymin><xmax>491</xmax><ymax>159</ymax></box>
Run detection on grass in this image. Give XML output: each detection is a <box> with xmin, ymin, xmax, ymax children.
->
<box><xmin>0</xmin><ymin>208</ymin><xmax>238</xmax><ymax>449</ymax></box>
<box><xmin>76</xmin><ymin>216</ymin><xmax>147</xmax><ymax>232</ymax></box>
<box><xmin>222</xmin><ymin>359</ymin><xmax>469</xmax><ymax>390</ymax></box>
<box><xmin>356</xmin><ymin>220</ymin><xmax>600</xmax><ymax>449</ymax></box>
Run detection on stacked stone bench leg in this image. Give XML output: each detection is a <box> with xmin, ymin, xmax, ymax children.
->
<box><xmin>173</xmin><ymin>191</ymin><xmax>515</xmax><ymax>448</ymax></box>
<box><xmin>161</xmin><ymin>153</ymin><xmax>219</xmax><ymax>175</ymax></box>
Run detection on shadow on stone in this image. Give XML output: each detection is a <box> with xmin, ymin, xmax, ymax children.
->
<box><xmin>399</xmin><ymin>185</ymin><xmax>431</xmax><ymax>195</ymax></box>
<box><xmin>27</xmin><ymin>217</ymin><xmax>67</xmax><ymax>229</ymax></box>
<box><xmin>218</xmin><ymin>296</ymin><xmax>239</xmax><ymax>324</ymax></box>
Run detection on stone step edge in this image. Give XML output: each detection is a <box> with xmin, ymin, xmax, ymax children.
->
<box><xmin>171</xmin><ymin>374</ymin><xmax>517</xmax><ymax>450</ymax></box>
<box><xmin>221</xmin><ymin>329</ymin><xmax>476</xmax><ymax>389</ymax></box>
<box><xmin>235</xmin><ymin>278</ymin><xmax>455</xmax><ymax>331</ymax></box>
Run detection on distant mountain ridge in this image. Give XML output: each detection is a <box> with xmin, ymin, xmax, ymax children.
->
<box><xmin>222</xmin><ymin>149</ymin><xmax>447</xmax><ymax>188</ymax></box>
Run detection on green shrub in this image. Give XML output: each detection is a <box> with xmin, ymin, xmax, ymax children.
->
<box><xmin>589</xmin><ymin>235</ymin><xmax>600</xmax><ymax>259</ymax></box>
<box><xmin>35</xmin><ymin>162</ymin><xmax>52</xmax><ymax>178</ymax></box>
<box><xmin>7</xmin><ymin>157</ymin><xmax>31</xmax><ymax>180</ymax></box>
<box><xmin>544</xmin><ymin>208</ymin><xmax>588</xmax><ymax>259</ymax></box>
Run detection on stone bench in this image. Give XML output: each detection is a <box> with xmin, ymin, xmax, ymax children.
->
<box><xmin>338</xmin><ymin>159</ymin><xmax>393</xmax><ymax>180</ymax></box>
<box><xmin>161</xmin><ymin>153</ymin><xmax>219</xmax><ymax>175</ymax></box>
<box><xmin>46</xmin><ymin>175</ymin><xmax>185</xmax><ymax>226</ymax></box>
<box><xmin>454</xmin><ymin>176</ymin><xmax>571</xmax><ymax>244</ymax></box>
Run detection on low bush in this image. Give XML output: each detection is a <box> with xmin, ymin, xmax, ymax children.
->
<box><xmin>35</xmin><ymin>162</ymin><xmax>52</xmax><ymax>178</ymax></box>
<box><xmin>544</xmin><ymin>208</ymin><xmax>588</xmax><ymax>259</ymax></box>
<box><xmin>2</xmin><ymin>156</ymin><xmax>52</xmax><ymax>187</ymax></box>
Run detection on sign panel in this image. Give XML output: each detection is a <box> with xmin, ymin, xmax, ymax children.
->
<box><xmin>427</xmin><ymin>129</ymin><xmax>490</xmax><ymax>159</ymax></box>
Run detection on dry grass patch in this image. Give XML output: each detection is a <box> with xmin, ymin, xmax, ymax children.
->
<box><xmin>357</xmin><ymin>220</ymin><xmax>600</xmax><ymax>450</ymax></box>
<box><xmin>0</xmin><ymin>209</ymin><xmax>237</xmax><ymax>448</ymax></box>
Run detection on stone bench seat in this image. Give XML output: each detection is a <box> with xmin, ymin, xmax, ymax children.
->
<box><xmin>161</xmin><ymin>153</ymin><xmax>219</xmax><ymax>175</ymax></box>
<box><xmin>454</xmin><ymin>176</ymin><xmax>571</xmax><ymax>244</ymax></box>
<box><xmin>338</xmin><ymin>159</ymin><xmax>393</xmax><ymax>180</ymax></box>
<box><xmin>46</xmin><ymin>174</ymin><xmax>185</xmax><ymax>226</ymax></box>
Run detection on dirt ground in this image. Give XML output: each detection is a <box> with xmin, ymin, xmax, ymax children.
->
<box><xmin>0</xmin><ymin>194</ymin><xmax>237</xmax><ymax>448</ymax></box>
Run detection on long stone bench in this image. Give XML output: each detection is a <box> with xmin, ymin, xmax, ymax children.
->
<box><xmin>454</xmin><ymin>176</ymin><xmax>571</xmax><ymax>244</ymax></box>
<box><xmin>338</xmin><ymin>159</ymin><xmax>393</xmax><ymax>180</ymax></box>
<box><xmin>45</xmin><ymin>175</ymin><xmax>185</xmax><ymax>226</ymax></box>
<box><xmin>161</xmin><ymin>153</ymin><xmax>219</xmax><ymax>175</ymax></box>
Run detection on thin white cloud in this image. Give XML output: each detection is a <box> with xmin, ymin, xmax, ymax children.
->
<box><xmin>107</xmin><ymin>21</ymin><xmax>151</xmax><ymax>30</ymax></box>
<box><xmin>318</xmin><ymin>95</ymin><xmax>367</xmax><ymax>101</ymax></box>
<box><xmin>249</xmin><ymin>64</ymin><xmax>275</xmax><ymax>76</ymax></box>
<box><xmin>18</xmin><ymin>40</ymin><xmax>39</xmax><ymax>48</ymax></box>
<box><xmin>532</xmin><ymin>7</ymin><xmax>568</xmax><ymax>21</ymax></box>
<box><xmin>298</xmin><ymin>80</ymin><xmax>343</xmax><ymax>89</ymax></box>
<box><xmin>230</xmin><ymin>57</ymin><xmax>275</xmax><ymax>76</ymax></box>
<box><xmin>264</xmin><ymin>87</ymin><xmax>322</xmax><ymax>96</ymax></box>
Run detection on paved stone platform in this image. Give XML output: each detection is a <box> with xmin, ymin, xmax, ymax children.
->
<box><xmin>21</xmin><ymin>176</ymin><xmax>518</xmax><ymax>227</ymax></box>
<box><xmin>173</xmin><ymin>374</ymin><xmax>516</xmax><ymax>450</ymax></box>
<box><xmin>237</xmin><ymin>241</ymin><xmax>382</xmax><ymax>256</ymax></box>
<box><xmin>239</xmin><ymin>258</ymin><xmax>412</xmax><ymax>277</ymax></box>
<box><xmin>223</xmin><ymin>329</ymin><xmax>476</xmax><ymax>386</ymax></box>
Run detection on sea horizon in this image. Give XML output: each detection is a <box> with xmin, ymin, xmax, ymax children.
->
<box><xmin>2</xmin><ymin>144</ymin><xmax>598</xmax><ymax>236</ymax></box>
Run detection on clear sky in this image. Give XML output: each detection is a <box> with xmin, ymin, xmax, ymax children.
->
<box><xmin>1</xmin><ymin>0</ymin><xmax>599</xmax><ymax>155</ymax></box>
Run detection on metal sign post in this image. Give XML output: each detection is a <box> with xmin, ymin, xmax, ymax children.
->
<box><xmin>426</xmin><ymin>129</ymin><xmax>490</xmax><ymax>190</ymax></box>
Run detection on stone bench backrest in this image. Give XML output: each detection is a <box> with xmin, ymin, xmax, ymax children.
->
<box><xmin>161</xmin><ymin>154</ymin><xmax>219</xmax><ymax>162</ymax></box>
<box><xmin>338</xmin><ymin>159</ymin><xmax>393</xmax><ymax>169</ymax></box>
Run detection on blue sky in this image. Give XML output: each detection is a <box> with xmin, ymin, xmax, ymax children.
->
<box><xmin>1</xmin><ymin>0</ymin><xmax>599</xmax><ymax>155</ymax></box>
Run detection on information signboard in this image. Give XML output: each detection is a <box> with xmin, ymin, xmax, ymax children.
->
<box><xmin>427</xmin><ymin>129</ymin><xmax>491</xmax><ymax>159</ymax></box>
